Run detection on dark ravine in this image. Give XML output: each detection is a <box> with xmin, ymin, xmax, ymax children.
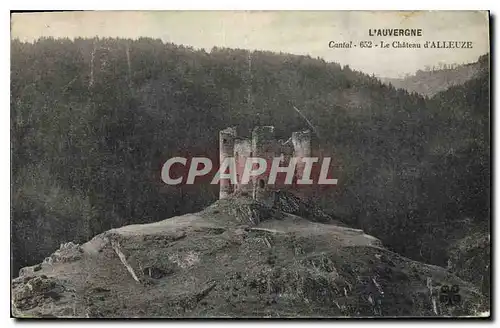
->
<box><xmin>12</xmin><ymin>192</ymin><xmax>489</xmax><ymax>318</ymax></box>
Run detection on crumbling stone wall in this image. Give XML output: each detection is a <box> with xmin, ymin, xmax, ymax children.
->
<box><xmin>234</xmin><ymin>138</ymin><xmax>252</xmax><ymax>193</ymax></box>
<box><xmin>291</xmin><ymin>130</ymin><xmax>312</xmax><ymax>182</ymax></box>
<box><xmin>251</xmin><ymin>126</ymin><xmax>277</xmax><ymax>206</ymax></box>
<box><xmin>219</xmin><ymin>127</ymin><xmax>237</xmax><ymax>199</ymax></box>
<box><xmin>219</xmin><ymin>126</ymin><xmax>312</xmax><ymax>203</ymax></box>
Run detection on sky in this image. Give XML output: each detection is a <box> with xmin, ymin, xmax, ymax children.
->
<box><xmin>11</xmin><ymin>11</ymin><xmax>490</xmax><ymax>78</ymax></box>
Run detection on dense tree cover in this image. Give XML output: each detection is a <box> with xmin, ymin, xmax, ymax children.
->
<box><xmin>11</xmin><ymin>37</ymin><xmax>490</xmax><ymax>282</ymax></box>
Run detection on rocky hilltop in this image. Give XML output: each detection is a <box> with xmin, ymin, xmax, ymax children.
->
<box><xmin>12</xmin><ymin>192</ymin><xmax>488</xmax><ymax>318</ymax></box>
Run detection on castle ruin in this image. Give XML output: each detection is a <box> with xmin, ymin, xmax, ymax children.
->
<box><xmin>219</xmin><ymin>126</ymin><xmax>312</xmax><ymax>204</ymax></box>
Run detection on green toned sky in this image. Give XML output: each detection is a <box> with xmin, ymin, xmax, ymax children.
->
<box><xmin>11</xmin><ymin>11</ymin><xmax>489</xmax><ymax>78</ymax></box>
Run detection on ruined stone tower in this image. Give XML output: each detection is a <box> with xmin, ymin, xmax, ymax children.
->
<box><xmin>219</xmin><ymin>127</ymin><xmax>237</xmax><ymax>199</ymax></box>
<box><xmin>291</xmin><ymin>130</ymin><xmax>312</xmax><ymax>182</ymax></box>
<box><xmin>251</xmin><ymin>126</ymin><xmax>278</xmax><ymax>206</ymax></box>
<box><xmin>218</xmin><ymin>126</ymin><xmax>312</xmax><ymax>204</ymax></box>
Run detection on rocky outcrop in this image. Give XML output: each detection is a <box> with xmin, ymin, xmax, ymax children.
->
<box><xmin>448</xmin><ymin>232</ymin><xmax>490</xmax><ymax>299</ymax></box>
<box><xmin>12</xmin><ymin>193</ymin><xmax>489</xmax><ymax>318</ymax></box>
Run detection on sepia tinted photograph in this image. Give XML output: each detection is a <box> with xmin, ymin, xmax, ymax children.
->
<box><xmin>10</xmin><ymin>10</ymin><xmax>491</xmax><ymax>318</ymax></box>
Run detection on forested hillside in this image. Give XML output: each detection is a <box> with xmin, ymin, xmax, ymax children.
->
<box><xmin>382</xmin><ymin>55</ymin><xmax>488</xmax><ymax>97</ymax></box>
<box><xmin>11</xmin><ymin>38</ymin><xmax>490</xmax><ymax>289</ymax></box>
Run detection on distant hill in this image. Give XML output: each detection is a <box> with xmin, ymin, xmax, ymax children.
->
<box><xmin>381</xmin><ymin>54</ymin><xmax>489</xmax><ymax>97</ymax></box>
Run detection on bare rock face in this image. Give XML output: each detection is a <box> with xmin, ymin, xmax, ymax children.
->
<box><xmin>12</xmin><ymin>193</ymin><xmax>489</xmax><ymax>318</ymax></box>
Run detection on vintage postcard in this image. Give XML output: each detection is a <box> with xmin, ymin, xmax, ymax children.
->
<box><xmin>10</xmin><ymin>11</ymin><xmax>490</xmax><ymax>318</ymax></box>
